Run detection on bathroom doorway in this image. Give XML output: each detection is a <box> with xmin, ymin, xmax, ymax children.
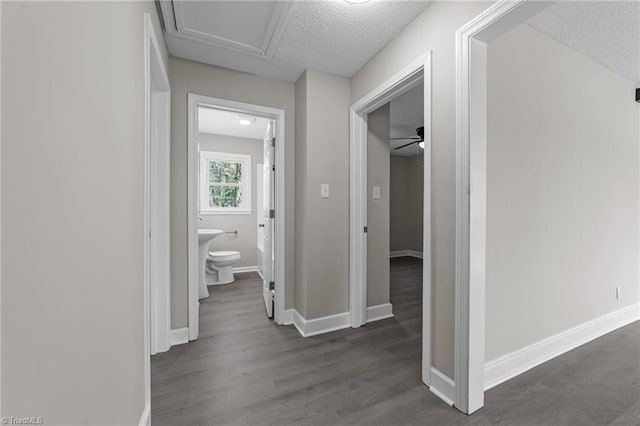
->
<box><xmin>187</xmin><ymin>95</ymin><xmax>287</xmax><ymax>340</ymax></box>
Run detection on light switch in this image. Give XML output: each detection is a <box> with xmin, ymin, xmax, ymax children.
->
<box><xmin>321</xmin><ymin>184</ymin><xmax>330</xmax><ymax>198</ymax></box>
<box><xmin>372</xmin><ymin>186</ymin><xmax>381</xmax><ymax>200</ymax></box>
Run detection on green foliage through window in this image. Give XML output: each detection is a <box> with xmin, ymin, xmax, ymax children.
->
<box><xmin>209</xmin><ymin>185</ymin><xmax>243</xmax><ymax>208</ymax></box>
<box><xmin>209</xmin><ymin>161</ymin><xmax>242</xmax><ymax>184</ymax></box>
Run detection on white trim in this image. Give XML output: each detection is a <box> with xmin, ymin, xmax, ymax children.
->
<box><xmin>170</xmin><ymin>328</ymin><xmax>190</xmax><ymax>346</ymax></box>
<box><xmin>429</xmin><ymin>367</ymin><xmax>455</xmax><ymax>407</ymax></box>
<box><xmin>454</xmin><ymin>0</ymin><xmax>555</xmax><ymax>414</ymax></box>
<box><xmin>232</xmin><ymin>265</ymin><xmax>259</xmax><ymax>274</ymax></box>
<box><xmin>292</xmin><ymin>310</ymin><xmax>351</xmax><ymax>338</ymax></box>
<box><xmin>163</xmin><ymin>1</ymin><xmax>293</xmax><ymax>60</ymax></box>
<box><xmin>143</xmin><ymin>13</ymin><xmax>171</xmax><ymax>424</ymax></box>
<box><xmin>484</xmin><ymin>303</ymin><xmax>640</xmax><ymax>391</ymax></box>
<box><xmin>366</xmin><ymin>303</ymin><xmax>394</xmax><ymax>322</ymax></box>
<box><xmin>350</xmin><ymin>51</ymin><xmax>433</xmax><ymax>390</ymax></box>
<box><xmin>188</xmin><ymin>94</ymin><xmax>287</xmax><ymax>341</ymax></box>
<box><xmin>280</xmin><ymin>309</ymin><xmax>294</xmax><ymax>326</ymax></box>
<box><xmin>138</xmin><ymin>405</ymin><xmax>150</xmax><ymax>426</ymax></box>
<box><xmin>389</xmin><ymin>250</ymin><xmax>423</xmax><ymax>259</ymax></box>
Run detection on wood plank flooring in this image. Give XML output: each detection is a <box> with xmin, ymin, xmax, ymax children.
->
<box><xmin>151</xmin><ymin>257</ymin><xmax>640</xmax><ymax>425</ymax></box>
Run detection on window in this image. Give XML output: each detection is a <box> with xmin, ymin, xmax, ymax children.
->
<box><xmin>199</xmin><ymin>151</ymin><xmax>252</xmax><ymax>214</ymax></box>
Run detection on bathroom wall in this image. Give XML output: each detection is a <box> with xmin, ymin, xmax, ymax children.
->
<box><xmin>367</xmin><ymin>104</ymin><xmax>391</xmax><ymax>308</ymax></box>
<box><xmin>2</xmin><ymin>1</ymin><xmax>167</xmax><ymax>423</ymax></box>
<box><xmin>198</xmin><ymin>133</ymin><xmax>263</xmax><ymax>268</ymax></box>
<box><xmin>169</xmin><ymin>57</ymin><xmax>295</xmax><ymax>328</ymax></box>
<box><xmin>486</xmin><ymin>23</ymin><xmax>640</xmax><ymax>361</ymax></box>
<box><xmin>351</xmin><ymin>1</ymin><xmax>492</xmax><ymax>378</ymax></box>
<box><xmin>390</xmin><ymin>155</ymin><xmax>424</xmax><ymax>253</ymax></box>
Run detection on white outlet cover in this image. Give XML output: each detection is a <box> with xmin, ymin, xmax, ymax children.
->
<box><xmin>372</xmin><ymin>186</ymin><xmax>381</xmax><ymax>200</ymax></box>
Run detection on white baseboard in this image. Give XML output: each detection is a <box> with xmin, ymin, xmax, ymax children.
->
<box><xmin>232</xmin><ymin>265</ymin><xmax>259</xmax><ymax>273</ymax></box>
<box><xmin>292</xmin><ymin>310</ymin><xmax>351</xmax><ymax>337</ymax></box>
<box><xmin>138</xmin><ymin>404</ymin><xmax>150</xmax><ymax>426</ymax></box>
<box><xmin>429</xmin><ymin>367</ymin><xmax>455</xmax><ymax>406</ymax></box>
<box><xmin>485</xmin><ymin>303</ymin><xmax>640</xmax><ymax>390</ymax></box>
<box><xmin>366</xmin><ymin>303</ymin><xmax>394</xmax><ymax>322</ymax></box>
<box><xmin>390</xmin><ymin>250</ymin><xmax>423</xmax><ymax>259</ymax></box>
<box><xmin>280</xmin><ymin>309</ymin><xmax>294</xmax><ymax>325</ymax></box>
<box><xmin>170</xmin><ymin>327</ymin><xmax>189</xmax><ymax>346</ymax></box>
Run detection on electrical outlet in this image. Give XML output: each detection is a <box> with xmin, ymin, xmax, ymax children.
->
<box><xmin>616</xmin><ymin>286</ymin><xmax>622</xmax><ymax>300</ymax></box>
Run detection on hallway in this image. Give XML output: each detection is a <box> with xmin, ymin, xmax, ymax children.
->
<box><xmin>151</xmin><ymin>258</ymin><xmax>640</xmax><ymax>425</ymax></box>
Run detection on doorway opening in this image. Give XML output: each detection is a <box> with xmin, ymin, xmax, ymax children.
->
<box><xmin>349</xmin><ymin>51</ymin><xmax>434</xmax><ymax>397</ymax></box>
<box><xmin>187</xmin><ymin>95</ymin><xmax>286</xmax><ymax>341</ymax></box>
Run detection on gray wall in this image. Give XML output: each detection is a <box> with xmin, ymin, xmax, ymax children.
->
<box><xmin>169</xmin><ymin>58</ymin><xmax>295</xmax><ymax>328</ymax></box>
<box><xmin>390</xmin><ymin>156</ymin><xmax>424</xmax><ymax>252</ymax></box>
<box><xmin>295</xmin><ymin>69</ymin><xmax>351</xmax><ymax>319</ymax></box>
<box><xmin>486</xmin><ymin>24</ymin><xmax>640</xmax><ymax>361</ymax></box>
<box><xmin>367</xmin><ymin>104</ymin><xmax>391</xmax><ymax>307</ymax></box>
<box><xmin>1</xmin><ymin>1</ymin><xmax>167</xmax><ymax>423</ymax></box>
<box><xmin>351</xmin><ymin>1</ymin><xmax>492</xmax><ymax>378</ymax></box>
<box><xmin>198</xmin><ymin>133</ymin><xmax>263</xmax><ymax>267</ymax></box>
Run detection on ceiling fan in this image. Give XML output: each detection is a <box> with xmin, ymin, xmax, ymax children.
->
<box><xmin>391</xmin><ymin>126</ymin><xmax>424</xmax><ymax>150</ymax></box>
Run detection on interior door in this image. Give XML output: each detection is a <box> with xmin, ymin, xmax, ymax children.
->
<box><xmin>261</xmin><ymin>121</ymin><xmax>276</xmax><ymax>318</ymax></box>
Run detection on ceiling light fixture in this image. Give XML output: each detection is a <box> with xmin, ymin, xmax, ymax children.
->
<box><xmin>237</xmin><ymin>115</ymin><xmax>256</xmax><ymax>126</ymax></box>
<box><xmin>343</xmin><ymin>0</ymin><xmax>371</xmax><ymax>4</ymax></box>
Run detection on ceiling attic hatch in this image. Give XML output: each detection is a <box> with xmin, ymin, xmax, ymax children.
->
<box><xmin>158</xmin><ymin>1</ymin><xmax>293</xmax><ymax>59</ymax></box>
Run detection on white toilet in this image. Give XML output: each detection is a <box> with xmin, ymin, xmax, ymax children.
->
<box><xmin>205</xmin><ymin>250</ymin><xmax>242</xmax><ymax>285</ymax></box>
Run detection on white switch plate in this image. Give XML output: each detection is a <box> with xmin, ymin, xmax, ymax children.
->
<box><xmin>372</xmin><ymin>186</ymin><xmax>381</xmax><ymax>200</ymax></box>
<box><xmin>321</xmin><ymin>184</ymin><xmax>330</xmax><ymax>198</ymax></box>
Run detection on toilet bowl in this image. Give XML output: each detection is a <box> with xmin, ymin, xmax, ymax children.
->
<box><xmin>206</xmin><ymin>250</ymin><xmax>241</xmax><ymax>285</ymax></box>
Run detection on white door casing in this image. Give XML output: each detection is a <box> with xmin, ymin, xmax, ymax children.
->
<box><xmin>262</xmin><ymin>121</ymin><xmax>276</xmax><ymax>318</ymax></box>
<box><xmin>187</xmin><ymin>95</ymin><xmax>287</xmax><ymax>340</ymax></box>
<box><xmin>453</xmin><ymin>0</ymin><xmax>555</xmax><ymax>414</ymax></box>
<box><xmin>144</xmin><ymin>12</ymin><xmax>171</xmax><ymax>426</ymax></box>
<box><xmin>349</xmin><ymin>52</ymin><xmax>432</xmax><ymax>383</ymax></box>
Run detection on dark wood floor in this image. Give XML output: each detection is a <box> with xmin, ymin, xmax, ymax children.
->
<box><xmin>151</xmin><ymin>257</ymin><xmax>640</xmax><ymax>425</ymax></box>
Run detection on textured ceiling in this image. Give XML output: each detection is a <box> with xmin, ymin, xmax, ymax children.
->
<box><xmin>199</xmin><ymin>107</ymin><xmax>269</xmax><ymax>140</ymax></box>
<box><xmin>389</xmin><ymin>83</ymin><xmax>424</xmax><ymax>157</ymax></box>
<box><xmin>161</xmin><ymin>0</ymin><xmax>431</xmax><ymax>82</ymax></box>
<box><xmin>527</xmin><ymin>1</ymin><xmax>640</xmax><ymax>85</ymax></box>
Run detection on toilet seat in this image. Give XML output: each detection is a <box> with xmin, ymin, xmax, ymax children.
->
<box><xmin>208</xmin><ymin>250</ymin><xmax>241</xmax><ymax>262</ymax></box>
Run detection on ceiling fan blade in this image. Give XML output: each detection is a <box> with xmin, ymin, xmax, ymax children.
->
<box><xmin>394</xmin><ymin>140</ymin><xmax>420</xmax><ymax>150</ymax></box>
<box><xmin>390</xmin><ymin>137</ymin><xmax>421</xmax><ymax>140</ymax></box>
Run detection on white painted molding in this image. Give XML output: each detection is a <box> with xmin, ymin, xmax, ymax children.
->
<box><xmin>162</xmin><ymin>1</ymin><xmax>293</xmax><ymax>60</ymax></box>
<box><xmin>484</xmin><ymin>303</ymin><xmax>640</xmax><ymax>391</ymax></box>
<box><xmin>366</xmin><ymin>303</ymin><xmax>394</xmax><ymax>322</ymax></box>
<box><xmin>429</xmin><ymin>367</ymin><xmax>455</xmax><ymax>407</ymax></box>
<box><xmin>170</xmin><ymin>328</ymin><xmax>190</xmax><ymax>346</ymax></box>
<box><xmin>138</xmin><ymin>404</ymin><xmax>150</xmax><ymax>426</ymax></box>
<box><xmin>232</xmin><ymin>265</ymin><xmax>259</xmax><ymax>274</ymax></box>
<box><xmin>292</xmin><ymin>310</ymin><xmax>351</xmax><ymax>338</ymax></box>
<box><xmin>454</xmin><ymin>0</ymin><xmax>555</xmax><ymax>414</ymax></box>
<box><xmin>280</xmin><ymin>309</ymin><xmax>294</xmax><ymax>326</ymax></box>
<box><xmin>390</xmin><ymin>250</ymin><xmax>423</xmax><ymax>259</ymax></box>
<box><xmin>187</xmin><ymin>94</ymin><xmax>288</xmax><ymax>337</ymax></box>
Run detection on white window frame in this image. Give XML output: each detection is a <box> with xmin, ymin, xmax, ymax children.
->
<box><xmin>199</xmin><ymin>151</ymin><xmax>252</xmax><ymax>214</ymax></box>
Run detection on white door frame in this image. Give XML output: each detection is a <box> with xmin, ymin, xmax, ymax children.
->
<box><xmin>187</xmin><ymin>94</ymin><xmax>287</xmax><ymax>340</ymax></box>
<box><xmin>349</xmin><ymin>51</ymin><xmax>432</xmax><ymax>379</ymax></box>
<box><xmin>454</xmin><ymin>0</ymin><xmax>554</xmax><ymax>414</ymax></box>
<box><xmin>143</xmin><ymin>13</ymin><xmax>171</xmax><ymax>426</ymax></box>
